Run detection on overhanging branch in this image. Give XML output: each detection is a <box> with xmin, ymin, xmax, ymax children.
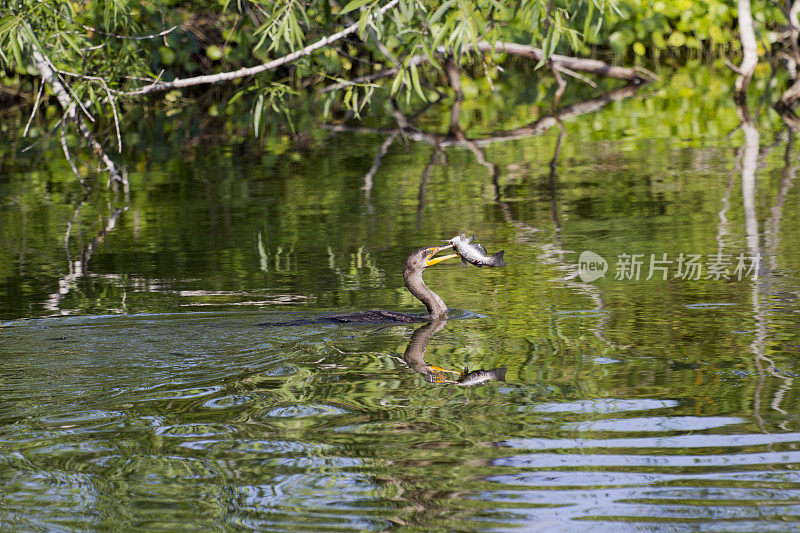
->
<box><xmin>121</xmin><ymin>0</ymin><xmax>400</xmax><ymax>96</ymax></box>
<box><xmin>30</xmin><ymin>44</ymin><xmax>128</xmax><ymax>191</ymax></box>
<box><xmin>321</xmin><ymin>40</ymin><xmax>656</xmax><ymax>93</ymax></box>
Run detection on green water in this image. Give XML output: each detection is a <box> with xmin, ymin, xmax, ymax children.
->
<box><xmin>2</xmin><ymin>68</ymin><xmax>800</xmax><ymax>530</ymax></box>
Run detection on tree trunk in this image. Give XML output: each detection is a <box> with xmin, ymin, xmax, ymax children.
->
<box><xmin>773</xmin><ymin>1</ymin><xmax>800</xmax><ymax>125</ymax></box>
<box><xmin>734</xmin><ymin>0</ymin><xmax>758</xmax><ymax>105</ymax></box>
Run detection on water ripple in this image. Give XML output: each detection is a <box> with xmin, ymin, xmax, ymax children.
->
<box><xmin>263</xmin><ymin>404</ymin><xmax>349</xmax><ymax>418</ymax></box>
<box><xmin>530</xmin><ymin>398</ymin><xmax>680</xmax><ymax>413</ymax></box>
<box><xmin>563</xmin><ymin>415</ymin><xmax>746</xmax><ymax>432</ymax></box>
<box><xmin>495</xmin><ymin>450</ymin><xmax>800</xmax><ymax>468</ymax></box>
<box><xmin>502</xmin><ymin>432</ymin><xmax>800</xmax><ymax>449</ymax></box>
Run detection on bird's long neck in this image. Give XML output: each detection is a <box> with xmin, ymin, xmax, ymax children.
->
<box><xmin>404</xmin><ymin>269</ymin><xmax>448</xmax><ymax>320</ymax></box>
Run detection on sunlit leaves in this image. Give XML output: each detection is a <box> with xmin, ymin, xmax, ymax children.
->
<box><xmin>250</xmin><ymin>82</ymin><xmax>299</xmax><ymax>136</ymax></box>
<box><xmin>253</xmin><ymin>0</ymin><xmax>308</xmax><ymax>54</ymax></box>
<box><xmin>342</xmin><ymin>83</ymin><xmax>375</xmax><ymax>118</ymax></box>
<box><xmin>598</xmin><ymin>0</ymin><xmax>781</xmax><ymax>59</ymax></box>
<box><xmin>340</xmin><ymin>0</ymin><xmax>374</xmax><ymax>15</ymax></box>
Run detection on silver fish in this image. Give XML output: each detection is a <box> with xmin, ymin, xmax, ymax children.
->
<box><xmin>457</xmin><ymin>367</ymin><xmax>507</xmax><ymax>387</ymax></box>
<box><xmin>448</xmin><ymin>233</ymin><xmax>507</xmax><ymax>267</ymax></box>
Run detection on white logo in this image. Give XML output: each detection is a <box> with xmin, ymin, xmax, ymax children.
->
<box><xmin>579</xmin><ymin>251</ymin><xmax>607</xmax><ymax>282</ymax></box>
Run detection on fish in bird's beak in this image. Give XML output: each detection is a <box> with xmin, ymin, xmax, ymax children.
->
<box><xmin>424</xmin><ymin>245</ymin><xmax>458</xmax><ymax>267</ymax></box>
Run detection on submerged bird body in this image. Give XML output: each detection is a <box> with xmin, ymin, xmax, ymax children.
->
<box><xmin>449</xmin><ymin>233</ymin><xmax>507</xmax><ymax>268</ymax></box>
<box><xmin>324</xmin><ymin>309</ymin><xmax>424</xmax><ymax>323</ymax></box>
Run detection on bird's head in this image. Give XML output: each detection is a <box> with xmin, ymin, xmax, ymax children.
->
<box><xmin>404</xmin><ymin>244</ymin><xmax>458</xmax><ymax>274</ymax></box>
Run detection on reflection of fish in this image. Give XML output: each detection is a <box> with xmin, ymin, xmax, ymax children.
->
<box><xmin>448</xmin><ymin>234</ymin><xmax>507</xmax><ymax>268</ymax></box>
<box><xmin>457</xmin><ymin>367</ymin><xmax>507</xmax><ymax>387</ymax></box>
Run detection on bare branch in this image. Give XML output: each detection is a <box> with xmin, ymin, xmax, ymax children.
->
<box><xmin>556</xmin><ymin>65</ymin><xmax>599</xmax><ymax>89</ymax></box>
<box><xmin>101</xmin><ymin>80</ymin><xmax>123</xmax><ymax>153</ymax></box>
<box><xmin>30</xmin><ymin>41</ymin><xmax>128</xmax><ymax>191</ymax></box>
<box><xmin>724</xmin><ymin>57</ymin><xmax>744</xmax><ymax>75</ymax></box>
<box><xmin>550</xmin><ymin>61</ymin><xmax>566</xmax><ymax>107</ymax></box>
<box><xmin>482</xmin><ymin>41</ymin><xmax>656</xmax><ymax>83</ymax></box>
<box><xmin>444</xmin><ymin>59</ymin><xmax>463</xmax><ymax>100</ymax></box>
<box><xmin>321</xmin><ymin>56</ymin><xmax>424</xmax><ymax>93</ymax></box>
<box><xmin>21</xmin><ymin>116</ymin><xmax>65</xmax><ymax>153</ymax></box>
<box><xmin>38</xmin><ymin>52</ymin><xmax>95</xmax><ymax>122</ymax></box>
<box><xmin>333</xmin><ymin>0</ymin><xmax>399</xmax><ymax>65</ymax></box>
<box><xmin>60</xmin><ymin>122</ymin><xmax>88</xmax><ymax>190</ymax></box>
<box><xmin>734</xmin><ymin>0</ymin><xmax>759</xmax><ymax>104</ymax></box>
<box><xmin>23</xmin><ymin>81</ymin><xmax>44</xmax><ymax>137</ymax></box>
<box><xmin>323</xmin><ymin>83</ymin><xmax>642</xmax><ymax>147</ymax></box>
<box><xmin>787</xmin><ymin>0</ymin><xmax>800</xmax><ymax>67</ymax></box>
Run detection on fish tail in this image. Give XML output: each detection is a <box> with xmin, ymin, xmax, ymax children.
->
<box><xmin>491</xmin><ymin>250</ymin><xmax>507</xmax><ymax>267</ymax></box>
<box><xmin>495</xmin><ymin>367</ymin><xmax>508</xmax><ymax>381</ymax></box>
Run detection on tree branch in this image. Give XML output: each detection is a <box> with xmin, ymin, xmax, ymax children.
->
<box><xmin>479</xmin><ymin>41</ymin><xmax>656</xmax><ymax>82</ymax></box>
<box><xmin>30</xmin><ymin>43</ymin><xmax>128</xmax><ymax>191</ymax></box>
<box><xmin>320</xmin><ymin>40</ymin><xmax>655</xmax><ymax>93</ymax></box>
<box><xmin>121</xmin><ymin>0</ymin><xmax>400</xmax><ymax>96</ymax></box>
<box><xmin>555</xmin><ymin>65</ymin><xmax>599</xmax><ymax>89</ymax></box>
<box><xmin>60</xmin><ymin>121</ymin><xmax>88</xmax><ymax>190</ymax></box>
<box><xmin>734</xmin><ymin>0</ymin><xmax>759</xmax><ymax>104</ymax></box>
<box><xmin>22</xmin><ymin>80</ymin><xmax>44</xmax><ymax>137</ymax></box>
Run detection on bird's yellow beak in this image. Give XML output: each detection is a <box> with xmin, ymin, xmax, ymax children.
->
<box><xmin>424</xmin><ymin>245</ymin><xmax>458</xmax><ymax>267</ymax></box>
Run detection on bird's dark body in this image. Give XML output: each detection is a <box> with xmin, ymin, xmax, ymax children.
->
<box><xmin>257</xmin><ymin>310</ymin><xmax>426</xmax><ymax>326</ymax></box>
<box><xmin>324</xmin><ymin>310</ymin><xmax>427</xmax><ymax>323</ymax></box>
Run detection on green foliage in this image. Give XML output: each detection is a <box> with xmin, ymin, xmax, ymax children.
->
<box><xmin>601</xmin><ymin>0</ymin><xmax>783</xmax><ymax>62</ymax></box>
<box><xmin>0</xmin><ymin>0</ymin><xmax>795</xmax><ymax>151</ymax></box>
<box><xmin>0</xmin><ymin>0</ymin><xmax>151</xmax><ymax>80</ymax></box>
<box><xmin>0</xmin><ymin>0</ymin><xmax>618</xmax><ymax>144</ymax></box>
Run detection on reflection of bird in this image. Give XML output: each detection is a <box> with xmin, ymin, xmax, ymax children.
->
<box><xmin>402</xmin><ymin>320</ymin><xmax>459</xmax><ymax>382</ymax></box>
<box><xmin>327</xmin><ymin>245</ymin><xmax>458</xmax><ymax>323</ymax></box>
<box><xmin>402</xmin><ymin>320</ymin><xmax>508</xmax><ymax>386</ymax></box>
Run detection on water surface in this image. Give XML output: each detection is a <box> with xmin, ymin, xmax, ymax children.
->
<box><xmin>2</xmin><ymin>68</ymin><xmax>800</xmax><ymax>530</ymax></box>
